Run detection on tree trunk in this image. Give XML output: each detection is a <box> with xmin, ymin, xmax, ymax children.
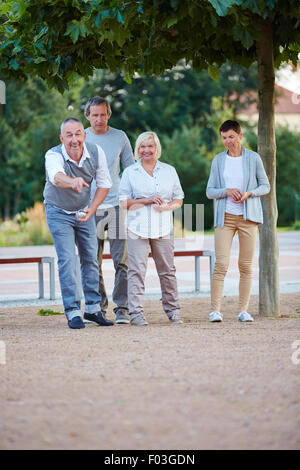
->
<box><xmin>256</xmin><ymin>18</ymin><xmax>280</xmax><ymax>316</ymax></box>
<box><xmin>13</xmin><ymin>189</ymin><xmax>21</xmax><ymax>216</ymax></box>
<box><xmin>3</xmin><ymin>187</ymin><xmax>10</xmax><ymax>220</ymax></box>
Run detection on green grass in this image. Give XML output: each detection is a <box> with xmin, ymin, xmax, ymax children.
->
<box><xmin>37</xmin><ymin>309</ymin><xmax>63</xmax><ymax>316</ymax></box>
<box><xmin>0</xmin><ymin>202</ymin><xmax>53</xmax><ymax>247</ymax></box>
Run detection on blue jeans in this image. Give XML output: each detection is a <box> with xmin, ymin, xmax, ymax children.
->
<box><xmin>45</xmin><ymin>204</ymin><xmax>101</xmax><ymax>321</ymax></box>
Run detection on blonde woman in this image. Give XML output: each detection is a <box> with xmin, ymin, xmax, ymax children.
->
<box><xmin>119</xmin><ymin>131</ymin><xmax>184</xmax><ymax>325</ymax></box>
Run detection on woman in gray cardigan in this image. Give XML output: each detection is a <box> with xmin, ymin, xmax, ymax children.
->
<box><xmin>206</xmin><ymin>120</ymin><xmax>270</xmax><ymax>323</ymax></box>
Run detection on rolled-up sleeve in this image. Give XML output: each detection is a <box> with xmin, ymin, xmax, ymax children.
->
<box><xmin>45</xmin><ymin>150</ymin><xmax>66</xmax><ymax>185</ymax></box>
<box><xmin>95</xmin><ymin>145</ymin><xmax>112</xmax><ymax>189</ymax></box>
<box><xmin>119</xmin><ymin>168</ymin><xmax>133</xmax><ymax>201</ymax></box>
<box><xmin>172</xmin><ymin>168</ymin><xmax>184</xmax><ymax>200</ymax></box>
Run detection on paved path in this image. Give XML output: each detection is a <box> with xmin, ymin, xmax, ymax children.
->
<box><xmin>0</xmin><ymin>231</ymin><xmax>299</xmax><ymax>307</ymax></box>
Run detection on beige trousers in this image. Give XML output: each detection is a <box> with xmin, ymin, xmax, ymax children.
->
<box><xmin>127</xmin><ymin>231</ymin><xmax>180</xmax><ymax>318</ymax></box>
<box><xmin>211</xmin><ymin>213</ymin><xmax>258</xmax><ymax>313</ymax></box>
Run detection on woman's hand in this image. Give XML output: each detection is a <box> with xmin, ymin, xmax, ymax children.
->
<box><xmin>148</xmin><ymin>195</ymin><xmax>165</xmax><ymax>205</ymax></box>
<box><xmin>226</xmin><ymin>188</ymin><xmax>243</xmax><ymax>201</ymax></box>
<box><xmin>153</xmin><ymin>203</ymin><xmax>169</xmax><ymax>212</ymax></box>
<box><xmin>153</xmin><ymin>199</ymin><xmax>182</xmax><ymax>212</ymax></box>
<box><xmin>233</xmin><ymin>191</ymin><xmax>252</xmax><ymax>203</ymax></box>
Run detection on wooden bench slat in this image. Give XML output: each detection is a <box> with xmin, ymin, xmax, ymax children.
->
<box><xmin>0</xmin><ymin>250</ymin><xmax>214</xmax><ymax>297</ymax></box>
<box><xmin>102</xmin><ymin>251</ymin><xmax>204</xmax><ymax>259</ymax></box>
<box><xmin>0</xmin><ymin>257</ymin><xmax>43</xmax><ymax>264</ymax></box>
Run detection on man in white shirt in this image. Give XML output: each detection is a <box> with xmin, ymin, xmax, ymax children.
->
<box><xmin>84</xmin><ymin>96</ymin><xmax>134</xmax><ymax>324</ymax></box>
<box><xmin>44</xmin><ymin>118</ymin><xmax>113</xmax><ymax>329</ymax></box>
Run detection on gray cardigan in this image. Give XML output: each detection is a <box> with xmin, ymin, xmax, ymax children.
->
<box><xmin>206</xmin><ymin>146</ymin><xmax>270</xmax><ymax>227</ymax></box>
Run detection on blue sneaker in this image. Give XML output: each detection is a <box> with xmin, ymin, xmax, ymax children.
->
<box><xmin>68</xmin><ymin>316</ymin><xmax>85</xmax><ymax>329</ymax></box>
<box><xmin>115</xmin><ymin>310</ymin><xmax>130</xmax><ymax>324</ymax></box>
<box><xmin>84</xmin><ymin>312</ymin><xmax>114</xmax><ymax>326</ymax></box>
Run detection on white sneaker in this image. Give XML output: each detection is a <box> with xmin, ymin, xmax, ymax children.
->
<box><xmin>169</xmin><ymin>312</ymin><xmax>183</xmax><ymax>324</ymax></box>
<box><xmin>238</xmin><ymin>311</ymin><xmax>254</xmax><ymax>322</ymax></box>
<box><xmin>130</xmin><ymin>313</ymin><xmax>148</xmax><ymax>326</ymax></box>
<box><xmin>209</xmin><ymin>311</ymin><xmax>223</xmax><ymax>322</ymax></box>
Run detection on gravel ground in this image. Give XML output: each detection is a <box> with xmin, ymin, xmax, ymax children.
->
<box><xmin>0</xmin><ymin>293</ymin><xmax>300</xmax><ymax>450</ymax></box>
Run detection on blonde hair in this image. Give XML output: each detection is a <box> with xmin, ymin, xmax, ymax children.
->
<box><xmin>134</xmin><ymin>131</ymin><xmax>162</xmax><ymax>161</ymax></box>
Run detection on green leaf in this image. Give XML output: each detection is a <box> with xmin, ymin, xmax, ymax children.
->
<box><xmin>34</xmin><ymin>57</ymin><xmax>47</xmax><ymax>64</ymax></box>
<box><xmin>233</xmin><ymin>25</ymin><xmax>254</xmax><ymax>49</ymax></box>
<box><xmin>0</xmin><ymin>40</ymin><xmax>15</xmax><ymax>50</ymax></box>
<box><xmin>170</xmin><ymin>0</ymin><xmax>181</xmax><ymax>9</ymax></box>
<box><xmin>289</xmin><ymin>43</ymin><xmax>300</xmax><ymax>52</ymax></box>
<box><xmin>65</xmin><ymin>21</ymin><xmax>88</xmax><ymax>43</ymax></box>
<box><xmin>94</xmin><ymin>12</ymin><xmax>101</xmax><ymax>28</ymax></box>
<box><xmin>208</xmin><ymin>0</ymin><xmax>235</xmax><ymax>16</ymax></box>
<box><xmin>0</xmin><ymin>2</ymin><xmax>12</xmax><ymax>14</ymax></box>
<box><xmin>124</xmin><ymin>74</ymin><xmax>132</xmax><ymax>84</ymax></box>
<box><xmin>208</xmin><ymin>64</ymin><xmax>220</xmax><ymax>81</ymax></box>
<box><xmin>117</xmin><ymin>10</ymin><xmax>124</xmax><ymax>24</ymax></box>
<box><xmin>65</xmin><ymin>23</ymin><xmax>80</xmax><ymax>43</ymax></box>
<box><xmin>34</xmin><ymin>26</ymin><xmax>48</xmax><ymax>43</ymax></box>
<box><xmin>167</xmin><ymin>17</ymin><xmax>178</xmax><ymax>28</ymax></box>
<box><xmin>101</xmin><ymin>9</ymin><xmax>111</xmax><ymax>19</ymax></box>
<box><xmin>9</xmin><ymin>58</ymin><xmax>19</xmax><ymax>70</ymax></box>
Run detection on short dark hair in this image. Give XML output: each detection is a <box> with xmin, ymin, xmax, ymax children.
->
<box><xmin>84</xmin><ymin>96</ymin><xmax>112</xmax><ymax>117</ymax></box>
<box><xmin>60</xmin><ymin>118</ymin><xmax>84</xmax><ymax>134</ymax></box>
<box><xmin>219</xmin><ymin>120</ymin><xmax>241</xmax><ymax>134</ymax></box>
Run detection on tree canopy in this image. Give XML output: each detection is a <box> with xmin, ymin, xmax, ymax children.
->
<box><xmin>0</xmin><ymin>1</ymin><xmax>299</xmax><ymax>91</ymax></box>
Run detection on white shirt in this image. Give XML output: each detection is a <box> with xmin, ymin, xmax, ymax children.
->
<box><xmin>45</xmin><ymin>143</ymin><xmax>112</xmax><ymax>189</ymax></box>
<box><xmin>223</xmin><ymin>155</ymin><xmax>244</xmax><ymax>215</ymax></box>
<box><xmin>119</xmin><ymin>160</ymin><xmax>184</xmax><ymax>238</ymax></box>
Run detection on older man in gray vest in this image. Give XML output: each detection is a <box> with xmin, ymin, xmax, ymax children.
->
<box><xmin>44</xmin><ymin>118</ymin><xmax>113</xmax><ymax>329</ymax></box>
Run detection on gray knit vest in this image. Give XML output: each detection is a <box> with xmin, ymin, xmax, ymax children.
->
<box><xmin>43</xmin><ymin>142</ymin><xmax>98</xmax><ymax>211</ymax></box>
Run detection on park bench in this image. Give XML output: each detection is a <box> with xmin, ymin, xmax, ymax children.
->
<box><xmin>101</xmin><ymin>249</ymin><xmax>215</xmax><ymax>292</ymax></box>
<box><xmin>0</xmin><ymin>257</ymin><xmax>55</xmax><ymax>300</ymax></box>
<box><xmin>0</xmin><ymin>250</ymin><xmax>214</xmax><ymax>302</ymax></box>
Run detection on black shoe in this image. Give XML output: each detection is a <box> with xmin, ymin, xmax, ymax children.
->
<box><xmin>84</xmin><ymin>312</ymin><xmax>114</xmax><ymax>326</ymax></box>
<box><xmin>68</xmin><ymin>316</ymin><xmax>85</xmax><ymax>329</ymax></box>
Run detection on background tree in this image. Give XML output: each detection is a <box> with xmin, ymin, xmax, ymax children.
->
<box><xmin>1</xmin><ymin>0</ymin><xmax>300</xmax><ymax>315</ymax></box>
<box><xmin>246</xmin><ymin>126</ymin><xmax>300</xmax><ymax>227</ymax></box>
<box><xmin>80</xmin><ymin>62</ymin><xmax>257</xmax><ymax>141</ymax></box>
<box><xmin>0</xmin><ymin>76</ymin><xmax>80</xmax><ymax>218</ymax></box>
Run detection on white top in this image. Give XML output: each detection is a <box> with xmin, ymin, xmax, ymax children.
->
<box><xmin>45</xmin><ymin>143</ymin><xmax>112</xmax><ymax>189</ymax></box>
<box><xmin>119</xmin><ymin>160</ymin><xmax>184</xmax><ymax>238</ymax></box>
<box><xmin>223</xmin><ymin>155</ymin><xmax>244</xmax><ymax>215</ymax></box>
